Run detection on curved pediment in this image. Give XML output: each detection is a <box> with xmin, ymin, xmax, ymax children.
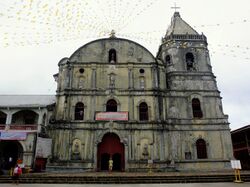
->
<box><xmin>69</xmin><ymin>38</ymin><xmax>156</xmax><ymax>64</ymax></box>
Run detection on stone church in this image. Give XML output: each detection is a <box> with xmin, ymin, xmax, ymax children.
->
<box><xmin>0</xmin><ymin>12</ymin><xmax>233</xmax><ymax>172</ymax></box>
<box><xmin>47</xmin><ymin>12</ymin><xmax>233</xmax><ymax>171</ymax></box>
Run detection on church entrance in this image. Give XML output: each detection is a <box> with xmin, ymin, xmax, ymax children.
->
<box><xmin>97</xmin><ymin>133</ymin><xmax>124</xmax><ymax>171</ymax></box>
<box><xmin>100</xmin><ymin>153</ymin><xmax>109</xmax><ymax>170</ymax></box>
<box><xmin>112</xmin><ymin>153</ymin><xmax>122</xmax><ymax>171</ymax></box>
<box><xmin>0</xmin><ymin>141</ymin><xmax>23</xmax><ymax>170</ymax></box>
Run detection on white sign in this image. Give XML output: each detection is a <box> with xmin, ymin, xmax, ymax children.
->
<box><xmin>148</xmin><ymin>159</ymin><xmax>153</xmax><ymax>164</ymax></box>
<box><xmin>36</xmin><ymin>137</ymin><xmax>52</xmax><ymax>158</ymax></box>
<box><xmin>95</xmin><ymin>112</ymin><xmax>128</xmax><ymax>121</ymax></box>
<box><xmin>231</xmin><ymin>160</ymin><xmax>242</xmax><ymax>169</ymax></box>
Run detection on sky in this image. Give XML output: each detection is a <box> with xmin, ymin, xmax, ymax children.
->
<box><xmin>0</xmin><ymin>0</ymin><xmax>250</xmax><ymax>130</ymax></box>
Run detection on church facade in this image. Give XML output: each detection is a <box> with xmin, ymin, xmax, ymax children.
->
<box><xmin>47</xmin><ymin>12</ymin><xmax>234</xmax><ymax>171</ymax></box>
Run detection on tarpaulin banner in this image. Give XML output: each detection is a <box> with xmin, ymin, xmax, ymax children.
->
<box><xmin>0</xmin><ymin>132</ymin><xmax>27</xmax><ymax>140</ymax></box>
<box><xmin>36</xmin><ymin>137</ymin><xmax>52</xmax><ymax>158</ymax></box>
<box><xmin>95</xmin><ymin>112</ymin><xmax>128</xmax><ymax>121</ymax></box>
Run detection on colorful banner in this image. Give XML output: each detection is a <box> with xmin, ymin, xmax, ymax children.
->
<box><xmin>95</xmin><ymin>112</ymin><xmax>128</xmax><ymax>121</ymax></box>
<box><xmin>0</xmin><ymin>132</ymin><xmax>27</xmax><ymax>140</ymax></box>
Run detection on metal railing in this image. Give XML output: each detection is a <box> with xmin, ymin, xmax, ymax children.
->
<box><xmin>0</xmin><ymin>124</ymin><xmax>38</xmax><ymax>130</ymax></box>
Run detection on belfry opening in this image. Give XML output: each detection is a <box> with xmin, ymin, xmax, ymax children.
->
<box><xmin>97</xmin><ymin>133</ymin><xmax>124</xmax><ymax>171</ymax></box>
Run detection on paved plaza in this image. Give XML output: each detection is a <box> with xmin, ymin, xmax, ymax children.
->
<box><xmin>0</xmin><ymin>183</ymin><xmax>249</xmax><ymax>187</ymax></box>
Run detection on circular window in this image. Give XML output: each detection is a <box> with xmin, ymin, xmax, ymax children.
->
<box><xmin>139</xmin><ymin>69</ymin><xmax>145</xmax><ymax>74</ymax></box>
<box><xmin>79</xmin><ymin>68</ymin><xmax>84</xmax><ymax>74</ymax></box>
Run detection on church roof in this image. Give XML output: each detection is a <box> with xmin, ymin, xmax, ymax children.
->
<box><xmin>0</xmin><ymin>95</ymin><xmax>55</xmax><ymax>108</ymax></box>
<box><xmin>165</xmin><ymin>12</ymin><xmax>199</xmax><ymax>36</ymax></box>
<box><xmin>231</xmin><ymin>125</ymin><xmax>250</xmax><ymax>134</ymax></box>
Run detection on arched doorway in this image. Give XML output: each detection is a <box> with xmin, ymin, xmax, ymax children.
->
<box><xmin>0</xmin><ymin>141</ymin><xmax>23</xmax><ymax>170</ymax></box>
<box><xmin>97</xmin><ymin>133</ymin><xmax>124</xmax><ymax>171</ymax></box>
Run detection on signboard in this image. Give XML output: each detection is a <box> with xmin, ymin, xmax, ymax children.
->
<box><xmin>0</xmin><ymin>132</ymin><xmax>27</xmax><ymax>140</ymax></box>
<box><xmin>231</xmin><ymin>160</ymin><xmax>242</xmax><ymax>169</ymax></box>
<box><xmin>148</xmin><ymin>159</ymin><xmax>153</xmax><ymax>164</ymax></box>
<box><xmin>36</xmin><ymin>137</ymin><xmax>52</xmax><ymax>158</ymax></box>
<box><xmin>95</xmin><ymin>112</ymin><xmax>128</xmax><ymax>121</ymax></box>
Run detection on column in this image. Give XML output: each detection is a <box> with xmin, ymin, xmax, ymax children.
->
<box><xmin>128</xmin><ymin>133</ymin><xmax>132</xmax><ymax>160</ymax></box>
<box><xmin>152</xmin><ymin>67</ymin><xmax>158</xmax><ymax>89</ymax></box>
<box><xmin>124</xmin><ymin>143</ymin><xmax>129</xmax><ymax>171</ymax></box>
<box><xmin>6</xmin><ymin>112</ymin><xmax>13</xmax><ymax>124</ymax></box>
<box><xmin>4</xmin><ymin>110</ymin><xmax>13</xmax><ymax>130</ymax></box>
<box><xmin>129</xmin><ymin>96</ymin><xmax>134</xmax><ymax>121</ymax></box>
<box><xmin>154</xmin><ymin>97</ymin><xmax>160</xmax><ymax>121</ymax></box>
<box><xmin>159</xmin><ymin>131</ymin><xmax>165</xmax><ymax>161</ymax></box>
<box><xmin>91</xmin><ymin>68</ymin><xmax>97</xmax><ymax>89</ymax></box>
<box><xmin>128</xmin><ymin>66</ymin><xmax>134</xmax><ymax>89</ymax></box>
<box><xmin>69</xmin><ymin>65</ymin><xmax>73</xmax><ymax>88</ymax></box>
<box><xmin>37</xmin><ymin>109</ymin><xmax>43</xmax><ymax>125</ymax></box>
<box><xmin>132</xmin><ymin>133</ymin><xmax>135</xmax><ymax>160</ymax></box>
<box><xmin>93</xmin><ymin>133</ymin><xmax>98</xmax><ymax>171</ymax></box>
<box><xmin>90</xmin><ymin>96</ymin><xmax>96</xmax><ymax>120</ymax></box>
<box><xmin>66</xmin><ymin>95</ymin><xmax>72</xmax><ymax>121</ymax></box>
<box><xmin>65</xmin><ymin>65</ymin><xmax>70</xmax><ymax>88</ymax></box>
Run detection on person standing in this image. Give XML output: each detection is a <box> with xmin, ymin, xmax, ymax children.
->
<box><xmin>108</xmin><ymin>157</ymin><xmax>113</xmax><ymax>173</ymax></box>
<box><xmin>12</xmin><ymin>164</ymin><xmax>22</xmax><ymax>185</ymax></box>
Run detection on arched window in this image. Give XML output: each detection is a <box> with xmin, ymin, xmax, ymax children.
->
<box><xmin>165</xmin><ymin>55</ymin><xmax>171</xmax><ymax>65</ymax></box>
<box><xmin>75</xmin><ymin>102</ymin><xmax>84</xmax><ymax>120</ymax></box>
<box><xmin>106</xmin><ymin>99</ymin><xmax>117</xmax><ymax>112</ymax></box>
<box><xmin>109</xmin><ymin>49</ymin><xmax>117</xmax><ymax>63</ymax></box>
<box><xmin>196</xmin><ymin>139</ymin><xmax>208</xmax><ymax>159</ymax></box>
<box><xmin>139</xmin><ymin>102</ymin><xmax>149</xmax><ymax>121</ymax></box>
<box><xmin>192</xmin><ymin>98</ymin><xmax>203</xmax><ymax>118</ymax></box>
<box><xmin>186</xmin><ymin>52</ymin><xmax>194</xmax><ymax>70</ymax></box>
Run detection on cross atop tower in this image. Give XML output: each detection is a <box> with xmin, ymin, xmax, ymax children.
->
<box><xmin>110</xmin><ymin>30</ymin><xmax>116</xmax><ymax>38</ymax></box>
<box><xmin>171</xmin><ymin>2</ymin><xmax>180</xmax><ymax>12</ymax></box>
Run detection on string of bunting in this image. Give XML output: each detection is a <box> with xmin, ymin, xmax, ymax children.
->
<box><xmin>0</xmin><ymin>0</ymin><xmax>249</xmax><ymax>61</ymax></box>
<box><xmin>0</xmin><ymin>0</ymin><xmax>160</xmax><ymax>47</ymax></box>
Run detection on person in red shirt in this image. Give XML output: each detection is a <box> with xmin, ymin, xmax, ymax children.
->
<box><xmin>12</xmin><ymin>164</ymin><xmax>22</xmax><ymax>185</ymax></box>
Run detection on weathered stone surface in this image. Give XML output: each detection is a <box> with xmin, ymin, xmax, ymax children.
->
<box><xmin>47</xmin><ymin>12</ymin><xmax>233</xmax><ymax>171</ymax></box>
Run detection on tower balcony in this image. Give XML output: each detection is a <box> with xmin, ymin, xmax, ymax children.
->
<box><xmin>164</xmin><ymin>34</ymin><xmax>207</xmax><ymax>43</ymax></box>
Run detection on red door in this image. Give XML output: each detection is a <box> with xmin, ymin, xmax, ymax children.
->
<box><xmin>97</xmin><ymin>133</ymin><xmax>124</xmax><ymax>171</ymax></box>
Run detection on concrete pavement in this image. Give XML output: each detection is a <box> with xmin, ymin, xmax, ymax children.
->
<box><xmin>0</xmin><ymin>183</ymin><xmax>249</xmax><ymax>187</ymax></box>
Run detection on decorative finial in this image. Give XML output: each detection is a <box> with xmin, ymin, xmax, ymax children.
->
<box><xmin>171</xmin><ymin>2</ymin><xmax>180</xmax><ymax>12</ymax></box>
<box><xmin>110</xmin><ymin>30</ymin><xmax>116</xmax><ymax>38</ymax></box>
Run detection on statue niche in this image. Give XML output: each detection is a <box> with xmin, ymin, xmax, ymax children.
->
<box><xmin>140</xmin><ymin>138</ymin><xmax>150</xmax><ymax>160</ymax></box>
<box><xmin>142</xmin><ymin>143</ymin><xmax>149</xmax><ymax>159</ymax></box>
<box><xmin>71</xmin><ymin>139</ymin><xmax>82</xmax><ymax>160</ymax></box>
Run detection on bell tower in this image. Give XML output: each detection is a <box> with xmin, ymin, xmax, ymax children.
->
<box><xmin>159</xmin><ymin>12</ymin><xmax>211</xmax><ymax>72</ymax></box>
<box><xmin>157</xmin><ymin>11</ymin><xmax>233</xmax><ymax>165</ymax></box>
<box><xmin>157</xmin><ymin>11</ymin><xmax>226</xmax><ymax>120</ymax></box>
